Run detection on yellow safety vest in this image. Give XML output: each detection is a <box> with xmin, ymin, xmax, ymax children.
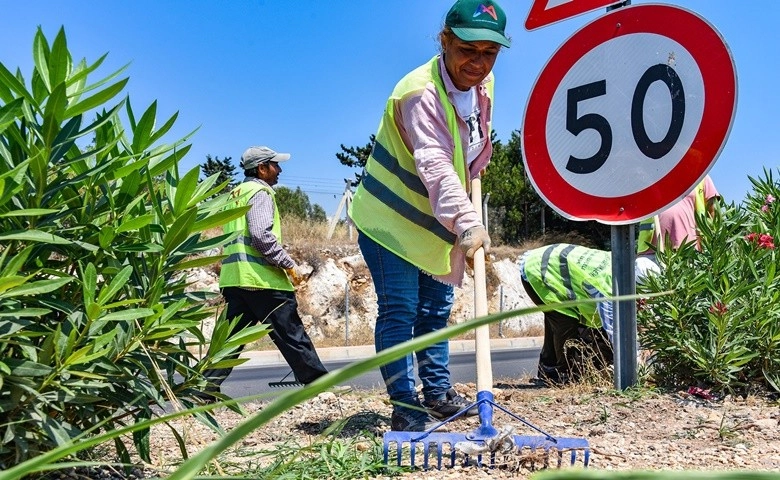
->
<box><xmin>637</xmin><ymin>180</ymin><xmax>706</xmax><ymax>253</ymax></box>
<box><xmin>349</xmin><ymin>56</ymin><xmax>494</xmax><ymax>275</ymax></box>
<box><xmin>219</xmin><ymin>181</ymin><xmax>293</xmax><ymax>291</ymax></box>
<box><xmin>522</xmin><ymin>244</ymin><xmax>612</xmax><ymax>328</ymax></box>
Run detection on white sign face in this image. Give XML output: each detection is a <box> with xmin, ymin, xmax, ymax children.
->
<box><xmin>546</xmin><ymin>33</ymin><xmax>705</xmax><ymax>198</ymax></box>
<box><xmin>522</xmin><ymin>4</ymin><xmax>737</xmax><ymax>224</ymax></box>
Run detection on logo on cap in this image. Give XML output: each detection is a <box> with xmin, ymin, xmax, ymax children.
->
<box><xmin>474</xmin><ymin>4</ymin><xmax>498</xmax><ymax>21</ymax></box>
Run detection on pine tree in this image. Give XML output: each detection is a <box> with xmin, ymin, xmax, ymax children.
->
<box><xmin>201</xmin><ymin>154</ymin><xmax>238</xmax><ymax>196</ymax></box>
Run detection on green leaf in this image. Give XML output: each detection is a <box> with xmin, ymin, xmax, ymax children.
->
<box><xmin>130</xmin><ymin>100</ymin><xmax>156</xmax><ymax>152</ymax></box>
<box><xmin>63</xmin><ymin>78</ymin><xmax>128</xmax><ymax>118</ymax></box>
<box><xmin>147</xmin><ymin>110</ymin><xmax>178</xmax><ymax>146</ymax></box>
<box><xmin>115</xmin><ymin>214</ymin><xmax>154</xmax><ymax>233</ymax></box>
<box><xmin>42</xmin><ymin>82</ymin><xmax>68</xmax><ymax>146</ymax></box>
<box><xmin>48</xmin><ymin>27</ymin><xmax>71</xmax><ymax>89</ymax></box>
<box><xmin>0</xmin><ymin>97</ymin><xmax>24</xmax><ymax>134</ymax></box>
<box><xmin>6</xmin><ymin>358</ymin><xmax>53</xmax><ymax>377</ymax></box>
<box><xmin>173</xmin><ymin>166</ymin><xmax>200</xmax><ymax>217</ymax></box>
<box><xmin>96</xmin><ymin>265</ymin><xmax>132</xmax><ymax>305</ymax></box>
<box><xmin>0</xmin><ymin>208</ymin><xmax>59</xmax><ymax>217</ymax></box>
<box><xmin>80</xmin><ymin>263</ymin><xmax>97</xmax><ymax>312</ymax></box>
<box><xmin>0</xmin><ymin>245</ymin><xmax>34</xmax><ymax>277</ymax></box>
<box><xmin>0</xmin><ymin>309</ymin><xmax>49</xmax><ymax>319</ymax></box>
<box><xmin>66</xmin><ymin>345</ymin><xmax>108</xmax><ymax>365</ymax></box>
<box><xmin>163</xmin><ymin>208</ymin><xmax>197</xmax><ymax>255</ymax></box>
<box><xmin>0</xmin><ymin>229</ymin><xmax>73</xmax><ymax>245</ymax></box>
<box><xmin>101</xmin><ymin>308</ymin><xmax>155</xmax><ymax>321</ymax></box>
<box><xmin>0</xmin><ymin>275</ymin><xmax>29</xmax><ymax>294</ymax></box>
<box><xmin>49</xmin><ymin>114</ymin><xmax>82</xmax><ymax>163</ymax></box>
<box><xmin>115</xmin><ymin>243</ymin><xmax>164</xmax><ymax>253</ymax></box>
<box><xmin>191</xmin><ymin>206</ymin><xmax>249</xmax><ymax>233</ymax></box>
<box><xmin>167</xmin><ymin>255</ymin><xmax>226</xmax><ymax>272</ymax></box>
<box><xmin>1</xmin><ymin>276</ymin><xmax>72</xmax><ymax>299</ymax></box>
<box><xmin>0</xmin><ymin>63</ymin><xmax>35</xmax><ymax>104</ymax></box>
<box><xmin>0</xmin><ymin>318</ymin><xmax>33</xmax><ymax>335</ymax></box>
<box><xmin>148</xmin><ymin>143</ymin><xmax>193</xmax><ymax>178</ymax></box>
<box><xmin>32</xmin><ymin>28</ymin><xmax>52</xmax><ymax>93</ymax></box>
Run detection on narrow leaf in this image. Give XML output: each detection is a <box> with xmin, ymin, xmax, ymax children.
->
<box><xmin>63</xmin><ymin>78</ymin><xmax>128</xmax><ymax>118</ymax></box>
<box><xmin>0</xmin><ymin>229</ymin><xmax>72</xmax><ymax>245</ymax></box>
<box><xmin>1</xmin><ymin>277</ymin><xmax>72</xmax><ymax>298</ymax></box>
<box><xmin>97</xmin><ymin>265</ymin><xmax>133</xmax><ymax>305</ymax></box>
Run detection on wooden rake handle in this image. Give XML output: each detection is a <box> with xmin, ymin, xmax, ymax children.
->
<box><xmin>470</xmin><ymin>177</ymin><xmax>492</xmax><ymax>392</ymax></box>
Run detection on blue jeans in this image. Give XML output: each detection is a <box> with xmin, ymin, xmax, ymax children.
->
<box><xmin>358</xmin><ymin>232</ymin><xmax>454</xmax><ymax>407</ymax></box>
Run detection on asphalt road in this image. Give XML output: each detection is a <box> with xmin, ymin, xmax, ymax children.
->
<box><xmin>221</xmin><ymin>346</ymin><xmax>541</xmax><ymax>398</ymax></box>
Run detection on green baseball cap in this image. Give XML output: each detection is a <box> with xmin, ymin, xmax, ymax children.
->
<box><xmin>445</xmin><ymin>0</ymin><xmax>510</xmax><ymax>48</ymax></box>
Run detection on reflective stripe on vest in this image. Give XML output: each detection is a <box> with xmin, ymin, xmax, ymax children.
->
<box><xmin>219</xmin><ymin>181</ymin><xmax>293</xmax><ymax>291</ymax></box>
<box><xmin>637</xmin><ymin>180</ymin><xmax>706</xmax><ymax>253</ymax></box>
<box><xmin>524</xmin><ymin>244</ymin><xmax>611</xmax><ymax>328</ymax></box>
<box><xmin>349</xmin><ymin>56</ymin><xmax>493</xmax><ymax>275</ymax></box>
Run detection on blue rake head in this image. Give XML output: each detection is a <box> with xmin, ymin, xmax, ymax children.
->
<box><xmin>382</xmin><ymin>391</ymin><xmax>590</xmax><ymax>470</ymax></box>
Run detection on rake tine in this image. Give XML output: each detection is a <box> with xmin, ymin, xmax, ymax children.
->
<box><xmin>267</xmin><ymin>370</ymin><xmax>305</xmax><ymax>388</ymax></box>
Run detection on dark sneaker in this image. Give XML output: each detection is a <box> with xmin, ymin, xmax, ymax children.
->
<box><xmin>537</xmin><ymin>365</ymin><xmax>571</xmax><ymax>386</ymax></box>
<box><xmin>390</xmin><ymin>407</ymin><xmax>447</xmax><ymax>432</ymax></box>
<box><xmin>423</xmin><ymin>388</ymin><xmax>478</xmax><ymax>419</ymax></box>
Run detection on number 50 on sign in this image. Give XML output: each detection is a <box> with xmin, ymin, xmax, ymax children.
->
<box><xmin>522</xmin><ymin>4</ymin><xmax>737</xmax><ymax>224</ymax></box>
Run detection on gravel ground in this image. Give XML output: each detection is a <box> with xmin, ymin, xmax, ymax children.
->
<box><xmin>136</xmin><ymin>380</ymin><xmax>780</xmax><ymax>479</ymax></box>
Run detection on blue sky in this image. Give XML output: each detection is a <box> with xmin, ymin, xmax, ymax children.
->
<box><xmin>3</xmin><ymin>1</ymin><xmax>778</xmax><ymax>218</ymax></box>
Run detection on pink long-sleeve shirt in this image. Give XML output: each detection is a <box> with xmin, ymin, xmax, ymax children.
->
<box><xmin>394</xmin><ymin>55</ymin><xmax>494</xmax><ymax>286</ymax></box>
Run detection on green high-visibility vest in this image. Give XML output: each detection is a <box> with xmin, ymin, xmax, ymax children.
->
<box><xmin>522</xmin><ymin>244</ymin><xmax>612</xmax><ymax>328</ymax></box>
<box><xmin>349</xmin><ymin>56</ymin><xmax>494</xmax><ymax>275</ymax></box>
<box><xmin>219</xmin><ymin>181</ymin><xmax>293</xmax><ymax>291</ymax></box>
<box><xmin>637</xmin><ymin>180</ymin><xmax>707</xmax><ymax>253</ymax></box>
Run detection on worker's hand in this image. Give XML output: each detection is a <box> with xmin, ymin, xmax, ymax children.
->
<box><xmin>285</xmin><ymin>265</ymin><xmax>307</xmax><ymax>286</ymax></box>
<box><xmin>458</xmin><ymin>225</ymin><xmax>491</xmax><ymax>267</ymax></box>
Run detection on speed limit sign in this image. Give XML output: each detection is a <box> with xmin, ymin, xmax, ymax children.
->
<box><xmin>522</xmin><ymin>4</ymin><xmax>737</xmax><ymax>224</ymax></box>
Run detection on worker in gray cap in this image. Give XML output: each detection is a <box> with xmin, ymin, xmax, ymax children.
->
<box><xmin>197</xmin><ymin>146</ymin><xmax>328</xmax><ymax>401</ymax></box>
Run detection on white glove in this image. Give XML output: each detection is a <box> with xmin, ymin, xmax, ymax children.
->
<box><xmin>458</xmin><ymin>226</ymin><xmax>491</xmax><ymax>265</ymax></box>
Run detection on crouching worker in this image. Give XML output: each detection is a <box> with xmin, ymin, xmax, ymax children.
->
<box><xmin>519</xmin><ymin>244</ymin><xmax>617</xmax><ymax>385</ymax></box>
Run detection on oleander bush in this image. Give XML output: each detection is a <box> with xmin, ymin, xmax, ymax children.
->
<box><xmin>638</xmin><ymin>168</ymin><xmax>780</xmax><ymax>393</ymax></box>
<box><xmin>0</xmin><ymin>27</ymin><xmax>268</xmax><ymax>469</ymax></box>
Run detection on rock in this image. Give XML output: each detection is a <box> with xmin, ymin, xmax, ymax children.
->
<box><xmin>185</xmin><ymin>250</ymin><xmax>544</xmax><ymax>343</ymax></box>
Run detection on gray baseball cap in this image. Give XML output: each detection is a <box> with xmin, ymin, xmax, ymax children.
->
<box><xmin>240</xmin><ymin>146</ymin><xmax>291</xmax><ymax>170</ymax></box>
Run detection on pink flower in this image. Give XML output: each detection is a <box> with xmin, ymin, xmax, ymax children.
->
<box><xmin>767</xmin><ymin>194</ymin><xmax>776</xmax><ymax>204</ymax></box>
<box><xmin>759</xmin><ymin>235</ymin><xmax>776</xmax><ymax>249</ymax></box>
<box><xmin>709</xmin><ymin>301</ymin><xmax>728</xmax><ymax>316</ymax></box>
<box><xmin>762</xmin><ymin>205</ymin><xmax>770</xmax><ymax>213</ymax></box>
<box><xmin>745</xmin><ymin>232</ymin><xmax>775</xmax><ymax>249</ymax></box>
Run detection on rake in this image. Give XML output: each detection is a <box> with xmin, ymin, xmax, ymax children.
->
<box><xmin>268</xmin><ymin>370</ymin><xmax>304</xmax><ymax>388</ymax></box>
<box><xmin>383</xmin><ymin>178</ymin><xmax>590</xmax><ymax>470</ymax></box>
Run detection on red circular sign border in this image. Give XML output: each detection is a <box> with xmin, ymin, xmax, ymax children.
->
<box><xmin>522</xmin><ymin>4</ymin><xmax>736</xmax><ymax>223</ymax></box>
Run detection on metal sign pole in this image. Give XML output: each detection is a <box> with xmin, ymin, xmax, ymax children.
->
<box><xmin>607</xmin><ymin>0</ymin><xmax>635</xmax><ymax>392</ymax></box>
<box><xmin>611</xmin><ymin>224</ymin><xmax>636</xmax><ymax>389</ymax></box>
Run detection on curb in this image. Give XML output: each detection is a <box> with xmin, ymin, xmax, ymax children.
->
<box><xmin>237</xmin><ymin>336</ymin><xmax>544</xmax><ymax>368</ymax></box>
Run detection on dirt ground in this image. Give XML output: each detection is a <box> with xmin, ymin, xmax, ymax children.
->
<box><xmin>147</xmin><ymin>380</ymin><xmax>780</xmax><ymax>479</ymax></box>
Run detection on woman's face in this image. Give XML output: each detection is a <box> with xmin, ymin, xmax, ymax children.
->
<box><xmin>442</xmin><ymin>34</ymin><xmax>501</xmax><ymax>91</ymax></box>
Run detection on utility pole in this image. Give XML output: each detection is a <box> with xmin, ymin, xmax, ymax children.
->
<box><xmin>327</xmin><ymin>178</ymin><xmax>355</xmax><ymax>240</ymax></box>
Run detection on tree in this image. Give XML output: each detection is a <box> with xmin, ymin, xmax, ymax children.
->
<box><xmin>201</xmin><ymin>154</ymin><xmax>238</xmax><ymax>196</ymax></box>
<box><xmin>336</xmin><ymin>134</ymin><xmax>374</xmax><ymax>184</ymax></box>
<box><xmin>487</xmin><ymin>130</ymin><xmax>610</xmax><ymax>247</ymax></box>
<box><xmin>482</xmin><ymin>130</ymin><xmax>535</xmax><ymax>245</ymax></box>
<box><xmin>275</xmin><ymin>186</ymin><xmax>326</xmax><ymax>222</ymax></box>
